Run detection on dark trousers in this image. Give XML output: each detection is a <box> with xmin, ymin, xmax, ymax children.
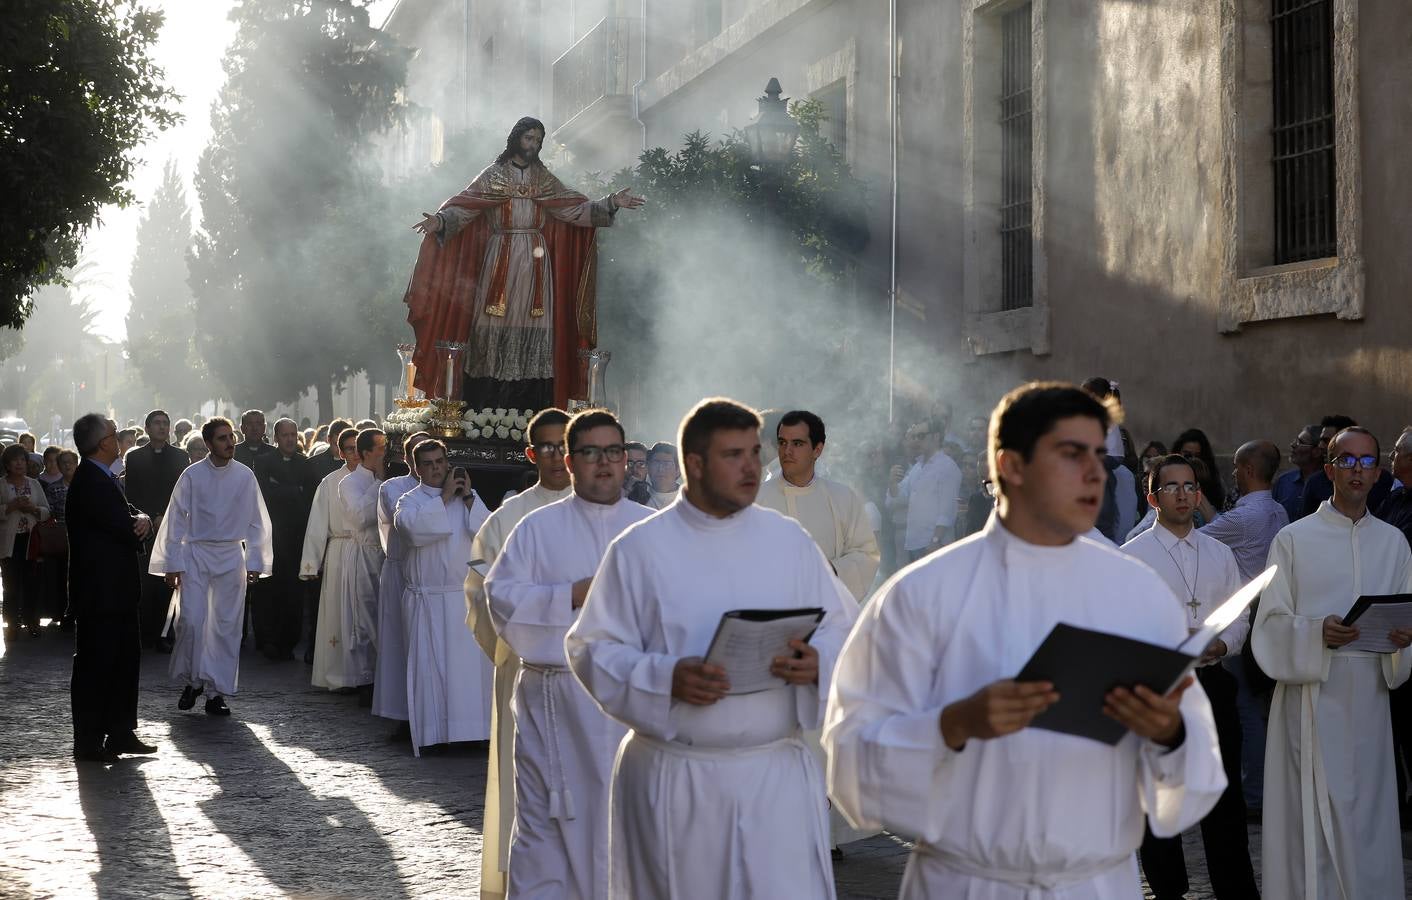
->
<box><xmin>252</xmin><ymin>569</ymin><xmax>304</xmax><ymax>654</ymax></box>
<box><xmin>40</xmin><ymin>553</ymin><xmax>69</xmax><ymax>622</ymax></box>
<box><xmin>71</xmin><ymin>609</ymin><xmax>141</xmax><ymax>750</ymax></box>
<box><xmin>1139</xmin><ymin>665</ymin><xmax>1259</xmax><ymax>900</ymax></box>
<box><xmin>1</xmin><ymin>533</ymin><xmax>38</xmax><ymax>629</ymax></box>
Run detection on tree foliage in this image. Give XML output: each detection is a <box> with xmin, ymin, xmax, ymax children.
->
<box><xmin>0</xmin><ymin>0</ymin><xmax>180</xmax><ymax>329</ymax></box>
<box><xmin>125</xmin><ymin>160</ymin><xmax>209</xmax><ymax>411</ymax></box>
<box><xmin>188</xmin><ymin>0</ymin><xmax>409</xmax><ymax>418</ymax></box>
<box><xmin>0</xmin><ymin>279</ymin><xmax>109</xmax><ymax>429</ymax></box>
<box><xmin>581</xmin><ymin>100</ymin><xmax>874</xmax><ymax>443</ymax></box>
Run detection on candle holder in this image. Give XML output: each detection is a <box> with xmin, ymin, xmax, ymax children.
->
<box><xmin>570</xmin><ymin>348</ymin><xmax>613</xmax><ymax>413</ymax></box>
<box><xmin>435</xmin><ymin>340</ymin><xmax>468</xmax><ymax>401</ymax></box>
<box><xmin>429</xmin><ymin>398</ymin><xmax>466</xmax><ymax>438</ymax></box>
<box><xmin>393</xmin><ymin>342</ymin><xmax>428</xmax><ymax>410</ymax></box>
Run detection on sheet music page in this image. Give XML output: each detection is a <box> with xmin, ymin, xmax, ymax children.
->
<box><xmin>1344</xmin><ymin>602</ymin><xmax>1412</xmax><ymax>653</ymax></box>
<box><xmin>705</xmin><ymin>612</ymin><xmax>822</xmax><ymax>695</ymax></box>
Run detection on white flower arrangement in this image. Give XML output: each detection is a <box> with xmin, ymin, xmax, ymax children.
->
<box><xmin>495</xmin><ymin>425</ymin><xmax>510</xmax><ymax>440</ymax></box>
<box><xmin>509</xmin><ymin>428</ymin><xmax>523</xmax><ymax>442</ymax></box>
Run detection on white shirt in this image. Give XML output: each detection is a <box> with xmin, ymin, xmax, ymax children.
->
<box><xmin>1123</xmin><ymin>520</ymin><xmax>1248</xmax><ymax>658</ymax></box>
<box><xmin>886</xmin><ymin>450</ymin><xmax>963</xmax><ymax>551</ymax></box>
<box><xmin>824</xmin><ymin>515</ymin><xmax>1226</xmax><ymax>898</ymax></box>
<box><xmin>1200</xmin><ymin>488</ymin><xmax>1289</xmax><ymax>581</ymax></box>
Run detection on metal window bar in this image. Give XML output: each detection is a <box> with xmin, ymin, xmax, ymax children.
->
<box><xmin>1272</xmin><ymin>0</ymin><xmax>1336</xmax><ymax>264</ymax></box>
<box><xmin>999</xmin><ymin>3</ymin><xmax>1033</xmax><ymax>310</ymax></box>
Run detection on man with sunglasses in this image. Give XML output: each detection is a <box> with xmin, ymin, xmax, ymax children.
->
<box><xmin>1123</xmin><ymin>455</ymin><xmax>1258</xmax><ymax>900</ymax></box>
<box><xmin>1274</xmin><ymin>425</ymin><xmax>1321</xmax><ymax>522</ymax></box>
<box><xmin>1254</xmin><ymin>426</ymin><xmax>1412</xmax><ymax>900</ymax></box>
<box><xmin>393</xmin><ymin>438</ymin><xmax>491</xmax><ymax>755</ymax></box>
<box><xmin>465</xmin><ymin>407</ymin><xmax>573</xmax><ymax>900</ymax></box>
<box><xmin>484</xmin><ymin>408</ymin><xmax>653</xmax><ymax>899</ymax></box>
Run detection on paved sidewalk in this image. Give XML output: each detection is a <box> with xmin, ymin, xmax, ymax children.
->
<box><xmin>2</xmin><ymin>630</ymin><xmax>1408</xmax><ymax>899</ymax></box>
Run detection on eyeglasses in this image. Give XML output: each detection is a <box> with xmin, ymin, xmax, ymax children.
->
<box><xmin>571</xmin><ymin>444</ymin><xmax>626</xmax><ymax>463</ymax></box>
<box><xmin>532</xmin><ymin>442</ymin><xmax>566</xmax><ymax>457</ymax></box>
<box><xmin>1330</xmin><ymin>454</ymin><xmax>1379</xmax><ymax>470</ymax></box>
<box><xmin>647</xmin><ymin>458</ymin><xmax>675</xmax><ymax>469</ymax></box>
<box><xmin>1155</xmin><ymin>482</ymin><xmax>1200</xmax><ymax>495</ymax></box>
<box><xmin>625</xmin><ymin>460</ymin><xmax>648</xmax><ymax>470</ymax></box>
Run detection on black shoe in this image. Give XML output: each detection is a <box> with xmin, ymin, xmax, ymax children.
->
<box><xmin>178</xmin><ymin>685</ymin><xmax>204</xmax><ymax>710</ymax></box>
<box><xmin>205</xmin><ymin>696</ymin><xmax>231</xmax><ymax>716</ymax></box>
<box><xmin>74</xmin><ymin>746</ymin><xmax>120</xmax><ymax>764</ymax></box>
<box><xmin>357</xmin><ymin>684</ymin><xmax>374</xmax><ymax>708</ymax></box>
<box><xmin>105</xmin><ymin>733</ymin><xmax>158</xmax><ymax>755</ymax></box>
<box><xmin>387</xmin><ymin>721</ymin><xmax>412</xmax><ymax>742</ymax></box>
<box><xmin>303</xmin><ymin>646</ymin><xmax>314</xmax><ymax>665</ymax></box>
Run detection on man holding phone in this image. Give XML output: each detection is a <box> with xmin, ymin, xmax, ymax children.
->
<box><xmin>394</xmin><ymin>439</ymin><xmax>492</xmax><ymax>755</ymax></box>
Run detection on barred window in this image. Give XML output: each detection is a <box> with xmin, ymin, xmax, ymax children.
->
<box><xmin>1271</xmin><ymin>0</ymin><xmax>1336</xmax><ymax>263</ymax></box>
<box><xmin>999</xmin><ymin>3</ymin><xmax>1033</xmax><ymax>310</ymax></box>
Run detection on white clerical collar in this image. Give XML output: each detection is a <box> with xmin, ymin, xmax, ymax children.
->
<box><xmin>983</xmin><ymin>511</ymin><xmax>1080</xmax><ymax>557</ymax></box>
<box><xmin>676</xmin><ymin>493</ymin><xmax>749</xmax><ymax>530</ymax></box>
<box><xmin>780</xmin><ymin>473</ymin><xmax>817</xmax><ymax>491</ymax></box>
<box><xmin>568</xmin><ymin>492</ymin><xmax>622</xmax><ymax>516</ymax></box>
<box><xmin>1152</xmin><ymin>519</ymin><xmax>1197</xmax><ymax>548</ymax></box>
<box><xmin>1316</xmin><ymin>499</ymin><xmax>1371</xmax><ymax>526</ymax></box>
<box><xmin>533</xmin><ymin>482</ymin><xmax>572</xmax><ymax>501</ymax></box>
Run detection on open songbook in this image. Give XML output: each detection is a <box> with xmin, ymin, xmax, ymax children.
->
<box><xmin>1339</xmin><ymin>594</ymin><xmax>1412</xmax><ymax>653</ymax></box>
<box><xmin>704</xmin><ymin>607</ymin><xmax>825</xmax><ymax>695</ymax></box>
<box><xmin>1014</xmin><ymin>565</ymin><xmax>1278</xmax><ymax>745</ymax></box>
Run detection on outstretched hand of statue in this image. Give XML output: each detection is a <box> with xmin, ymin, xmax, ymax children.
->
<box><xmin>411</xmin><ymin>211</ymin><xmax>442</xmax><ymax>235</ymax></box>
<box><xmin>609</xmin><ymin>188</ymin><xmax>645</xmax><ymax>210</ymax></box>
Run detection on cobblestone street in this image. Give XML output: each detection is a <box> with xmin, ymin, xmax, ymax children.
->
<box><xmin>1</xmin><ymin>629</ymin><xmax>1408</xmax><ymax>899</ymax></box>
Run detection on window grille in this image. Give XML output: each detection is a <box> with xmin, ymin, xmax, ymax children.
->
<box><xmin>1272</xmin><ymin>0</ymin><xmax>1336</xmax><ymax>263</ymax></box>
<box><xmin>1000</xmin><ymin>3</ymin><xmax>1033</xmax><ymax>310</ymax></box>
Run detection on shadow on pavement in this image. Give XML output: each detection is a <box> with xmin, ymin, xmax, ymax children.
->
<box><xmin>165</xmin><ymin>712</ymin><xmax>412</xmax><ymax>899</ymax></box>
<box><xmin>76</xmin><ymin>758</ymin><xmax>195</xmax><ymax>900</ymax></box>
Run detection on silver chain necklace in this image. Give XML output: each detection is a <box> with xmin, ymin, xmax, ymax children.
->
<box><xmin>1160</xmin><ymin>527</ymin><xmax>1202</xmax><ymax>621</ymax></box>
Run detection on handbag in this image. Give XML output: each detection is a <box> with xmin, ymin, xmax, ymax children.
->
<box><xmin>28</xmin><ymin>519</ymin><xmax>67</xmax><ymax>560</ymax></box>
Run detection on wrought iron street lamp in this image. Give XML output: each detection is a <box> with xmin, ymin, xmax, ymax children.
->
<box><xmin>744</xmin><ymin>77</ymin><xmax>798</xmax><ymax>168</ymax></box>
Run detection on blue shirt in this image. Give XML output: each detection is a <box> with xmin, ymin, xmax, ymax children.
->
<box><xmin>1272</xmin><ymin>468</ymin><xmax>1309</xmax><ymax>522</ymax></box>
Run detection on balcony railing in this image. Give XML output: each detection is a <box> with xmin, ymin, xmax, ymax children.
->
<box><xmin>552</xmin><ymin>17</ymin><xmax>640</xmax><ymax>134</ymax></box>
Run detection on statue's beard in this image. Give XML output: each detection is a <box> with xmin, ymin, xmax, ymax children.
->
<box><xmin>523</xmin><ymin>148</ymin><xmax>539</xmax><ymax>162</ymax></box>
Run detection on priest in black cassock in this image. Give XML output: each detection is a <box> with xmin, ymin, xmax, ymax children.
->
<box><xmin>122</xmin><ymin>409</ymin><xmax>189</xmax><ymax>650</ymax></box>
<box><xmin>252</xmin><ymin>418</ymin><xmax>321</xmax><ymax>660</ymax></box>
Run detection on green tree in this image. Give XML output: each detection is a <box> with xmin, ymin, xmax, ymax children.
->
<box><xmin>0</xmin><ymin>280</ymin><xmax>110</xmax><ymax>429</ymax></box>
<box><xmin>0</xmin><ymin>0</ymin><xmax>180</xmax><ymax>328</ymax></box>
<box><xmin>189</xmin><ymin>0</ymin><xmax>409</xmax><ymax>420</ymax></box>
<box><xmin>126</xmin><ymin>160</ymin><xmax>209</xmax><ymax>412</ymax></box>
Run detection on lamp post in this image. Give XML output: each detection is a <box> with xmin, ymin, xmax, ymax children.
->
<box><xmin>743</xmin><ymin>77</ymin><xmax>798</xmax><ymax>170</ymax></box>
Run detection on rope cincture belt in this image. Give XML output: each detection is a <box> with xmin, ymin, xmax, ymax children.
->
<box><xmin>522</xmin><ymin>662</ymin><xmax>575</xmax><ymax>821</ymax></box>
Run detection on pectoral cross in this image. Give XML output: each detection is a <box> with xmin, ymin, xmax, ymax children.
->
<box><xmin>1187</xmin><ymin>596</ymin><xmax>1202</xmax><ymax>618</ymax></box>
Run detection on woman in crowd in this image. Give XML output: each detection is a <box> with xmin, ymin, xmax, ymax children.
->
<box><xmin>1173</xmin><ymin>427</ymin><xmax>1227</xmax><ymax>510</ymax></box>
<box><xmin>1</xmin><ymin>443</ymin><xmax>51</xmax><ymax>639</ymax></box>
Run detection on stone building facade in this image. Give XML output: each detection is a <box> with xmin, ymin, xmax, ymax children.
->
<box><xmin>380</xmin><ymin>0</ymin><xmax>1411</xmax><ymax>454</ymax></box>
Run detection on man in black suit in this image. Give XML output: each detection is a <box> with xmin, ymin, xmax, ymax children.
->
<box><xmin>252</xmin><ymin>417</ymin><xmax>320</xmax><ymax>659</ymax></box>
<box><xmin>308</xmin><ymin>418</ymin><xmax>353</xmax><ymax>479</ymax></box>
<box><xmin>122</xmin><ymin>409</ymin><xmax>188</xmax><ymax>651</ymax></box>
<box><xmin>67</xmin><ymin>413</ymin><xmax>158</xmax><ymax>763</ymax></box>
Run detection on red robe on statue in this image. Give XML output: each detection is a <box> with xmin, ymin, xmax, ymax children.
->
<box><xmin>402</xmin><ymin>165</ymin><xmax>601</xmax><ymax>408</ymax></box>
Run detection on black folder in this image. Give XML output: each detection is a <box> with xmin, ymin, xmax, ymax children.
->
<box><xmin>1015</xmin><ymin>623</ymin><xmax>1196</xmax><ymax>746</ymax></box>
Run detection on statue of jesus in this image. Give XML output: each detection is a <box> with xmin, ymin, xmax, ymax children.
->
<box><xmin>403</xmin><ymin>116</ymin><xmax>643</xmax><ymax>411</ymax></box>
